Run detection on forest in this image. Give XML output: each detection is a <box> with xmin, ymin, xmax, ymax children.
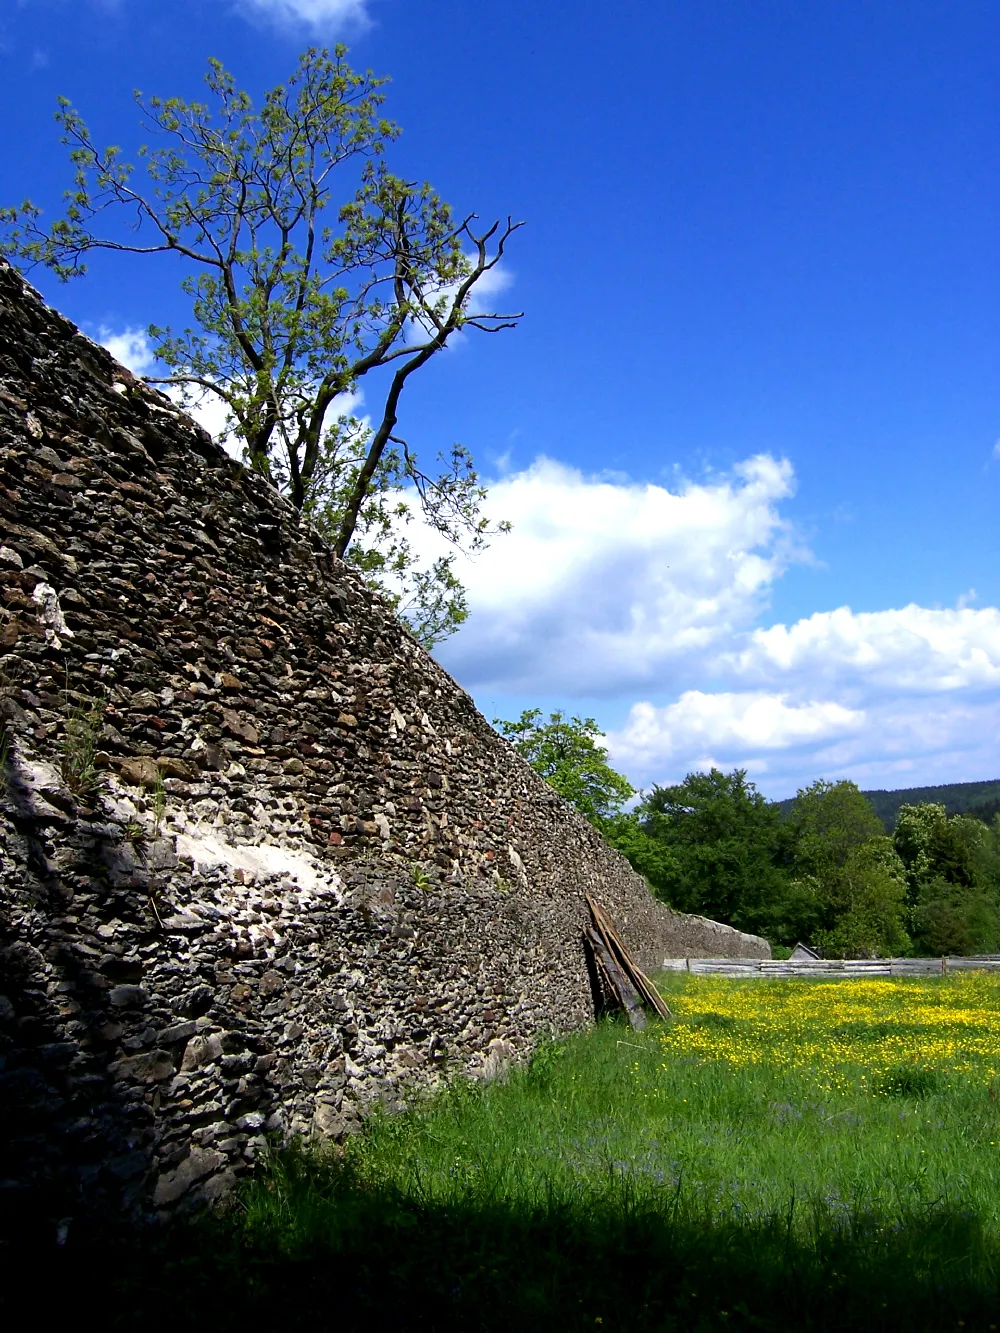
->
<box><xmin>496</xmin><ymin>711</ymin><xmax>1000</xmax><ymax>958</ymax></box>
<box><xmin>852</xmin><ymin>778</ymin><xmax>1000</xmax><ymax>830</ymax></box>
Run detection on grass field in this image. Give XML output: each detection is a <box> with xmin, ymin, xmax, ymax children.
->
<box><xmin>67</xmin><ymin>974</ymin><xmax>1000</xmax><ymax>1329</ymax></box>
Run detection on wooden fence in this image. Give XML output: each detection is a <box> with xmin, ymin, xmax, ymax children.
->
<box><xmin>659</xmin><ymin>955</ymin><xmax>1000</xmax><ymax>978</ymax></box>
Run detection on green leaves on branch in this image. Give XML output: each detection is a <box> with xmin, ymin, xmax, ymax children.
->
<box><xmin>1</xmin><ymin>46</ymin><xmax>523</xmax><ymax>646</ymax></box>
<box><xmin>493</xmin><ymin>710</ymin><xmax>635</xmax><ymax>825</ymax></box>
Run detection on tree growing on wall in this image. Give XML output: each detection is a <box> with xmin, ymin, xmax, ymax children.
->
<box><xmin>0</xmin><ymin>47</ymin><xmax>523</xmax><ymax>646</ymax></box>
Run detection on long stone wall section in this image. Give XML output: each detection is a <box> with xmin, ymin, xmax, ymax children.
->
<box><xmin>0</xmin><ymin>258</ymin><xmax>768</xmax><ymax>1237</ymax></box>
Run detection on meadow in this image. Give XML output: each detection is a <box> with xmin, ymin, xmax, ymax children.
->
<box><xmin>65</xmin><ymin>974</ymin><xmax>1000</xmax><ymax>1329</ymax></box>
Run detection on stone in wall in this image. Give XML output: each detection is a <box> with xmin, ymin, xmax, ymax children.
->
<box><xmin>0</xmin><ymin>256</ymin><xmax>768</xmax><ymax>1239</ymax></box>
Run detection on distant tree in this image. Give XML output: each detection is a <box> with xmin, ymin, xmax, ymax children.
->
<box><xmin>638</xmin><ymin>768</ymin><xmax>793</xmax><ymax>934</ymax></box>
<box><xmin>787</xmin><ymin>780</ymin><xmax>885</xmax><ymax>876</ymax></box>
<box><xmin>893</xmin><ymin>803</ymin><xmax>975</xmax><ymax>896</ymax></box>
<box><xmin>493</xmin><ymin>710</ymin><xmax>635</xmax><ymax>825</ymax></box>
<box><xmin>812</xmin><ymin>836</ymin><xmax>910</xmax><ymax>959</ymax></box>
<box><xmin>775</xmin><ymin>779</ymin><xmax>891</xmax><ymax>951</ymax></box>
<box><xmin>0</xmin><ymin>47</ymin><xmax>522</xmax><ymax>646</ymax></box>
<box><xmin>894</xmin><ymin>803</ymin><xmax>1000</xmax><ymax>954</ymax></box>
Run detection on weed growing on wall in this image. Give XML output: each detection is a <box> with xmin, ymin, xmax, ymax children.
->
<box><xmin>59</xmin><ymin>700</ymin><xmax>103</xmax><ymax>801</ymax></box>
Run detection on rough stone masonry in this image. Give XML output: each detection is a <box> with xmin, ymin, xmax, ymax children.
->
<box><xmin>0</xmin><ymin>258</ymin><xmax>768</xmax><ymax>1236</ymax></box>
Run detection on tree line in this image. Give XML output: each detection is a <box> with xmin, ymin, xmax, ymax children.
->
<box><xmin>496</xmin><ymin>710</ymin><xmax>1000</xmax><ymax>958</ymax></box>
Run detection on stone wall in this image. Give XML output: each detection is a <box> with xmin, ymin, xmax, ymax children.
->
<box><xmin>0</xmin><ymin>258</ymin><xmax>768</xmax><ymax>1239</ymax></box>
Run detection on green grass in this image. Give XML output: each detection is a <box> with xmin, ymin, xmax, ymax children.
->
<box><xmin>41</xmin><ymin>974</ymin><xmax>1000</xmax><ymax>1330</ymax></box>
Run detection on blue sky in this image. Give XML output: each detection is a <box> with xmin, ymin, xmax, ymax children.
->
<box><xmin>3</xmin><ymin>0</ymin><xmax>999</xmax><ymax>798</ymax></box>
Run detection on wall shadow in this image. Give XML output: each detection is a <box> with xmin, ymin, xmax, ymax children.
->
<box><xmin>9</xmin><ymin>1162</ymin><xmax>1000</xmax><ymax>1332</ymax></box>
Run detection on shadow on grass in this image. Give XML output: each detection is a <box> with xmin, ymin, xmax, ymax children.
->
<box><xmin>12</xmin><ymin>1151</ymin><xmax>1000</xmax><ymax>1332</ymax></box>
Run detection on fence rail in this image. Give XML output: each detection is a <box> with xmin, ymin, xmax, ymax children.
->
<box><xmin>659</xmin><ymin>955</ymin><xmax>1000</xmax><ymax>978</ymax></box>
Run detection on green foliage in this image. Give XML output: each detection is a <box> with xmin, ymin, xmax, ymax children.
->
<box><xmin>812</xmin><ymin>836</ymin><xmax>911</xmax><ymax>959</ymax></box>
<box><xmin>860</xmin><ymin>778</ymin><xmax>1000</xmax><ymax>829</ymax></box>
<box><xmin>493</xmin><ymin>709</ymin><xmax>635</xmax><ymax>824</ymax></box>
<box><xmin>409</xmin><ymin>862</ymin><xmax>431</xmax><ymax>892</ymax></box>
<box><xmin>1</xmin><ymin>47</ymin><xmax>522</xmax><ymax>646</ymax></box>
<box><xmin>893</xmin><ymin>803</ymin><xmax>1000</xmax><ymax>954</ymax></box>
<box><xmin>59</xmin><ymin>701</ymin><xmax>103</xmax><ymax>802</ymax></box>
<box><xmin>637</xmin><ymin>769</ymin><xmax>793</xmax><ymax>934</ymax></box>
<box><xmin>779</xmin><ymin>781</ymin><xmax>909</xmax><ymax>957</ymax></box>
<box><xmin>787</xmin><ymin>778</ymin><xmax>886</xmax><ymax>875</ymax></box>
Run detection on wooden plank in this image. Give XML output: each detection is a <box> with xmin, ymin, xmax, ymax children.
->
<box><xmin>762</xmin><ymin>965</ymin><xmax>848</xmax><ymax>975</ymax></box>
<box><xmin>585</xmin><ymin>926</ymin><xmax>646</xmax><ymax>1030</ymax></box>
<box><xmin>586</xmin><ymin>927</ymin><xmax>647</xmax><ymax>1029</ymax></box>
<box><xmin>586</xmin><ymin>896</ymin><xmax>673</xmax><ymax>1020</ymax></box>
<box><xmin>690</xmin><ymin>958</ymin><xmax>761</xmax><ymax>969</ymax></box>
<box><xmin>689</xmin><ymin>964</ymin><xmax>759</xmax><ymax>975</ymax></box>
<box><xmin>654</xmin><ymin>953</ymin><xmax>1000</xmax><ymax>980</ymax></box>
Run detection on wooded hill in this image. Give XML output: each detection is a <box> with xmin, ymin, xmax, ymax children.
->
<box><xmin>777</xmin><ymin>779</ymin><xmax>1000</xmax><ymax>830</ymax></box>
<box><xmin>861</xmin><ymin>780</ymin><xmax>1000</xmax><ymax>829</ymax></box>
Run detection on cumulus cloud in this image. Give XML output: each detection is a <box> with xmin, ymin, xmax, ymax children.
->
<box><xmin>609</xmin><ymin>692</ymin><xmax>864</xmax><ymax>773</ymax></box>
<box><xmin>727</xmin><ymin>604</ymin><xmax>1000</xmax><ymax>695</ymax></box>
<box><xmin>432</xmin><ymin>454</ymin><xmax>800</xmax><ymax>695</ymax></box>
<box><xmin>415</xmin><ymin>452</ymin><xmax>1000</xmax><ymax>795</ymax></box>
<box><xmin>602</xmin><ymin>600</ymin><xmax>1000</xmax><ymax>793</ymax></box>
<box><xmin>233</xmin><ymin>0</ymin><xmax>371</xmax><ymax>30</ymax></box>
<box><xmin>606</xmin><ymin>689</ymin><xmax>1000</xmax><ymax>796</ymax></box>
<box><xmin>98</xmin><ymin>326</ymin><xmax>155</xmax><ymax>376</ymax></box>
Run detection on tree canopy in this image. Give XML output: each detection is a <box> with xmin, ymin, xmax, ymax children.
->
<box><xmin>638</xmin><ymin>769</ymin><xmax>792</xmax><ymax>933</ymax></box>
<box><xmin>493</xmin><ymin>710</ymin><xmax>634</xmax><ymax>825</ymax></box>
<box><xmin>1</xmin><ymin>46</ymin><xmax>522</xmax><ymax>645</ymax></box>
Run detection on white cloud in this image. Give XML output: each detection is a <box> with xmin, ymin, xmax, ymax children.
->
<box><xmin>432</xmin><ymin>453</ymin><xmax>800</xmax><ymax>694</ymax></box>
<box><xmin>233</xmin><ymin>0</ymin><xmax>371</xmax><ymax>30</ymax></box>
<box><xmin>98</xmin><ymin>325</ymin><xmax>155</xmax><ymax>376</ymax></box>
<box><xmin>601</xmin><ymin>600</ymin><xmax>1000</xmax><ymax>793</ymax></box>
<box><xmin>413</xmin><ymin>451</ymin><xmax>1000</xmax><ymax>795</ymax></box>
<box><xmin>607</xmin><ymin>693</ymin><xmax>864</xmax><ymax>782</ymax></box>
<box><xmin>606</xmin><ymin>689</ymin><xmax>1000</xmax><ymax>796</ymax></box>
<box><xmin>728</xmin><ymin>604</ymin><xmax>1000</xmax><ymax>695</ymax></box>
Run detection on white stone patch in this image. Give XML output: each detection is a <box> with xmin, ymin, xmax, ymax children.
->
<box><xmin>173</xmin><ymin>824</ymin><xmax>343</xmax><ymax>901</ymax></box>
<box><xmin>506</xmin><ymin>844</ymin><xmax>528</xmax><ymax>890</ymax></box>
<box><xmin>7</xmin><ymin>754</ymin><xmax>71</xmax><ymax>821</ymax></box>
<box><xmin>31</xmin><ymin>582</ymin><xmax>74</xmax><ymax>648</ymax></box>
